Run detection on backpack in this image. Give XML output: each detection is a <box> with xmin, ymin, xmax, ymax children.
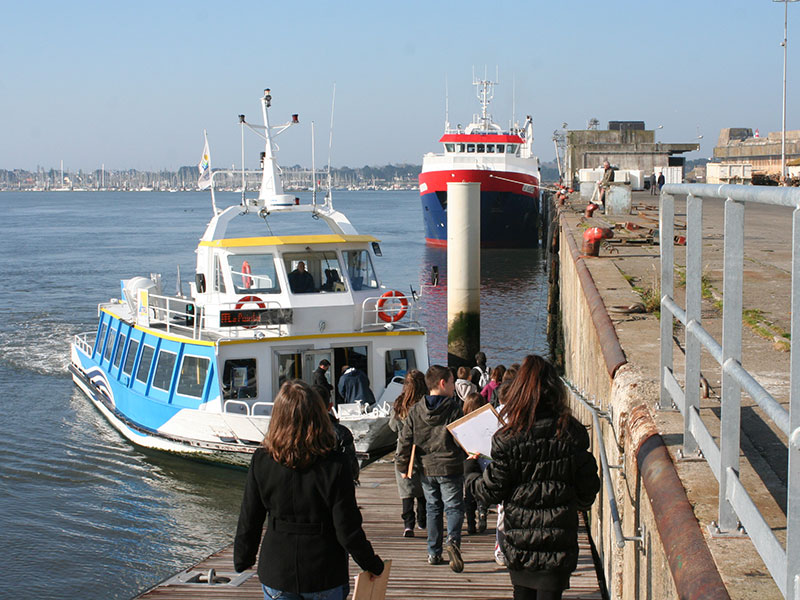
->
<box><xmin>473</xmin><ymin>366</ymin><xmax>490</xmax><ymax>389</ymax></box>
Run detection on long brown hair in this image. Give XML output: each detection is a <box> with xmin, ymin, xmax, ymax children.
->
<box><xmin>264</xmin><ymin>380</ymin><xmax>336</xmax><ymax>468</ymax></box>
<box><xmin>499</xmin><ymin>355</ymin><xmax>570</xmax><ymax>436</ymax></box>
<box><xmin>393</xmin><ymin>369</ymin><xmax>426</xmax><ymax>420</ymax></box>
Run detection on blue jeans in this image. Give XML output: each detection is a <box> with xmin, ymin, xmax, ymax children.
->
<box><xmin>262</xmin><ymin>583</ymin><xmax>349</xmax><ymax>600</ymax></box>
<box><xmin>421</xmin><ymin>473</ymin><xmax>464</xmax><ymax>557</ymax></box>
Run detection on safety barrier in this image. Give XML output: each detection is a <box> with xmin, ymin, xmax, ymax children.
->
<box><xmin>660</xmin><ymin>183</ymin><xmax>800</xmax><ymax>598</ymax></box>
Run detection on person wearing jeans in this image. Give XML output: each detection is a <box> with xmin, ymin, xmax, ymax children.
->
<box><xmin>396</xmin><ymin>365</ymin><xmax>466</xmax><ymax>572</ymax></box>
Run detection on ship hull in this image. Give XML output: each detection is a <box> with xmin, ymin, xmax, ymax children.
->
<box><xmin>418</xmin><ymin>169</ymin><xmax>540</xmax><ymax>248</ymax></box>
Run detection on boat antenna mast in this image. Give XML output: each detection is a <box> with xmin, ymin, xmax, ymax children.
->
<box><xmin>472</xmin><ymin>67</ymin><xmax>497</xmax><ymax>132</ymax></box>
<box><xmin>325</xmin><ymin>83</ymin><xmax>336</xmax><ymax>209</ymax></box>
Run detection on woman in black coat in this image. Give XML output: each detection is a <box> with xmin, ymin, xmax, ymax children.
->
<box><xmin>466</xmin><ymin>355</ymin><xmax>600</xmax><ymax>600</ymax></box>
<box><xmin>234</xmin><ymin>380</ymin><xmax>384</xmax><ymax>600</ymax></box>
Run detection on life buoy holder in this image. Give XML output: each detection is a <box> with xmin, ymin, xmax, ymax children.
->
<box><xmin>377</xmin><ymin>290</ymin><xmax>408</xmax><ymax>323</ymax></box>
<box><xmin>241</xmin><ymin>260</ymin><xmax>253</xmax><ymax>289</ymax></box>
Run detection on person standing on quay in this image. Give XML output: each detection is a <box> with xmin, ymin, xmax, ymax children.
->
<box><xmin>396</xmin><ymin>364</ymin><xmax>466</xmax><ymax>572</ymax></box>
<box><xmin>234</xmin><ymin>380</ymin><xmax>384</xmax><ymax>600</ymax></box>
<box><xmin>466</xmin><ymin>355</ymin><xmax>600</xmax><ymax>600</ymax></box>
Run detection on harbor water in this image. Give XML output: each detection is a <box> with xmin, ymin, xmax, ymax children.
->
<box><xmin>0</xmin><ymin>190</ymin><xmax>549</xmax><ymax>599</ymax></box>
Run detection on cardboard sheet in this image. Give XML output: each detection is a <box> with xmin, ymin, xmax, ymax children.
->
<box><xmin>446</xmin><ymin>403</ymin><xmax>504</xmax><ymax>462</ymax></box>
<box><xmin>353</xmin><ymin>559</ymin><xmax>392</xmax><ymax>600</ymax></box>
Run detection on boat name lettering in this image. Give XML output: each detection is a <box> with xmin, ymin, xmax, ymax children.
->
<box><xmin>220</xmin><ymin>308</ymin><xmax>294</xmax><ymax>327</ymax></box>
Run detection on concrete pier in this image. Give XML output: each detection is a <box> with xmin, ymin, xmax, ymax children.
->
<box><xmin>446</xmin><ymin>182</ymin><xmax>481</xmax><ymax>367</ymax></box>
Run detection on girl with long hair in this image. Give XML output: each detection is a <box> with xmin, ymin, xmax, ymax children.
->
<box><xmin>234</xmin><ymin>380</ymin><xmax>384</xmax><ymax>600</ymax></box>
<box><xmin>388</xmin><ymin>369</ymin><xmax>428</xmax><ymax>537</ymax></box>
<box><xmin>467</xmin><ymin>355</ymin><xmax>600</xmax><ymax>600</ymax></box>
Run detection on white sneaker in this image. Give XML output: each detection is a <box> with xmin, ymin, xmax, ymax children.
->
<box><xmin>494</xmin><ymin>542</ymin><xmax>506</xmax><ymax>566</ymax></box>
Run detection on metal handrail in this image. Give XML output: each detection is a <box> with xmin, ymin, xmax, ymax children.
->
<box><xmin>562</xmin><ymin>378</ymin><xmax>636</xmax><ymax>549</ymax></box>
<box><xmin>660</xmin><ymin>183</ymin><xmax>800</xmax><ymax>598</ymax></box>
<box><xmin>147</xmin><ymin>293</ymin><xmax>205</xmax><ymax>339</ymax></box>
<box><xmin>74</xmin><ymin>332</ymin><xmax>94</xmax><ymax>356</ymax></box>
<box><xmin>359</xmin><ymin>293</ymin><xmax>421</xmax><ymax>331</ymax></box>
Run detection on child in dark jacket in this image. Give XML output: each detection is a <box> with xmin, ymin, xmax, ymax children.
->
<box><xmin>462</xmin><ymin>392</ymin><xmax>489</xmax><ymax>534</ymax></box>
<box><xmin>396</xmin><ymin>364</ymin><xmax>466</xmax><ymax>573</ymax></box>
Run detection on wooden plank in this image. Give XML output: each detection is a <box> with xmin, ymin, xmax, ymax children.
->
<box><xmin>138</xmin><ymin>457</ymin><xmax>602</xmax><ymax>599</ymax></box>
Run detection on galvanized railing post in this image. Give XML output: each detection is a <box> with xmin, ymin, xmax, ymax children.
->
<box><xmin>719</xmin><ymin>197</ymin><xmax>744</xmax><ymax>532</ymax></box>
<box><xmin>660</xmin><ymin>192</ymin><xmax>675</xmax><ymax>411</ymax></box>
<box><xmin>683</xmin><ymin>194</ymin><xmax>702</xmax><ymax>456</ymax></box>
<box><xmin>786</xmin><ymin>206</ymin><xmax>800</xmax><ymax>598</ymax></box>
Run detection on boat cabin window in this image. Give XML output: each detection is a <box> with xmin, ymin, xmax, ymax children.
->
<box><xmin>507</xmin><ymin>144</ymin><xmax>518</xmax><ymax>154</ymax></box>
<box><xmin>278</xmin><ymin>353</ymin><xmax>302</xmax><ymax>388</ymax></box>
<box><xmin>177</xmin><ymin>355</ymin><xmax>210</xmax><ymax>398</ymax></box>
<box><xmin>496</xmin><ymin>144</ymin><xmax>505</xmax><ymax>153</ymax></box>
<box><xmin>104</xmin><ymin>328</ymin><xmax>117</xmax><ymax>362</ymax></box>
<box><xmin>136</xmin><ymin>345</ymin><xmax>155</xmax><ymax>384</ymax></box>
<box><xmin>343</xmin><ymin>250</ymin><xmax>379</xmax><ymax>290</ymax></box>
<box><xmin>457</xmin><ymin>143</ymin><xmax>465</xmax><ymax>152</ymax></box>
<box><xmin>445</xmin><ymin>143</ymin><xmax>455</xmax><ymax>153</ymax></box>
<box><xmin>477</xmin><ymin>143</ymin><xmax>485</xmax><ymax>153</ymax></box>
<box><xmin>152</xmin><ymin>350</ymin><xmax>177</xmax><ymax>391</ymax></box>
<box><xmin>95</xmin><ymin>323</ymin><xmax>108</xmax><ymax>357</ymax></box>
<box><xmin>113</xmin><ymin>334</ymin><xmax>127</xmax><ymax>369</ymax></box>
<box><xmin>214</xmin><ymin>256</ymin><xmax>227</xmax><ymax>293</ymax></box>
<box><xmin>385</xmin><ymin>349</ymin><xmax>417</xmax><ymax>385</ymax></box>
<box><xmin>283</xmin><ymin>251</ymin><xmax>344</xmax><ymax>294</ymax></box>
<box><xmin>230</xmin><ymin>253</ymin><xmax>280</xmax><ymax>294</ymax></box>
<box><xmin>222</xmin><ymin>358</ymin><xmax>257</xmax><ymax>399</ymax></box>
<box><xmin>123</xmin><ymin>339</ymin><xmax>139</xmax><ymax>376</ymax></box>
<box><xmin>466</xmin><ymin>144</ymin><xmax>475</xmax><ymax>153</ymax></box>
<box><xmin>486</xmin><ymin>144</ymin><xmax>495</xmax><ymax>153</ymax></box>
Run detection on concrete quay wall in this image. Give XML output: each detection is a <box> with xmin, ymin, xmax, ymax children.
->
<box><xmin>554</xmin><ymin>205</ymin><xmax>736</xmax><ymax>600</ymax></box>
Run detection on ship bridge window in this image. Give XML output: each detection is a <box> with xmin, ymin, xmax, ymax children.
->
<box><xmin>283</xmin><ymin>251</ymin><xmax>344</xmax><ymax>294</ymax></box>
<box><xmin>123</xmin><ymin>339</ymin><xmax>140</xmax><ymax>376</ymax></box>
<box><xmin>214</xmin><ymin>256</ymin><xmax>227</xmax><ymax>293</ymax></box>
<box><xmin>343</xmin><ymin>250</ymin><xmax>379</xmax><ymax>290</ymax></box>
<box><xmin>152</xmin><ymin>350</ymin><xmax>177</xmax><ymax>392</ymax></box>
<box><xmin>222</xmin><ymin>358</ymin><xmax>257</xmax><ymax>399</ymax></box>
<box><xmin>385</xmin><ymin>349</ymin><xmax>417</xmax><ymax>386</ymax></box>
<box><xmin>486</xmin><ymin>144</ymin><xmax>495</xmax><ymax>153</ymax></box>
<box><xmin>230</xmin><ymin>253</ymin><xmax>280</xmax><ymax>294</ymax></box>
<box><xmin>466</xmin><ymin>144</ymin><xmax>475</xmax><ymax>153</ymax></box>
<box><xmin>457</xmin><ymin>143</ymin><xmax>465</xmax><ymax>152</ymax></box>
<box><xmin>177</xmin><ymin>355</ymin><xmax>210</xmax><ymax>398</ymax></box>
<box><xmin>477</xmin><ymin>143</ymin><xmax>485</xmax><ymax>153</ymax></box>
<box><xmin>445</xmin><ymin>143</ymin><xmax>455</xmax><ymax>153</ymax></box>
<box><xmin>496</xmin><ymin>144</ymin><xmax>505</xmax><ymax>153</ymax></box>
<box><xmin>136</xmin><ymin>345</ymin><xmax>155</xmax><ymax>384</ymax></box>
<box><xmin>507</xmin><ymin>144</ymin><xmax>518</xmax><ymax>154</ymax></box>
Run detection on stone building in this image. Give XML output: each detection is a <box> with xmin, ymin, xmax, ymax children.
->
<box><xmin>713</xmin><ymin>127</ymin><xmax>800</xmax><ymax>176</ymax></box>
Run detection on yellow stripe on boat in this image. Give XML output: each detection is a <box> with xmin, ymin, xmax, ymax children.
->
<box><xmin>199</xmin><ymin>234</ymin><xmax>379</xmax><ymax>248</ymax></box>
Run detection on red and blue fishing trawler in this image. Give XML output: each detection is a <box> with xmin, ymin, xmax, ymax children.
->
<box><xmin>419</xmin><ymin>77</ymin><xmax>541</xmax><ymax>248</ymax></box>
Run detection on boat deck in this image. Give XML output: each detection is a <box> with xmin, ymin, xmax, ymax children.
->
<box><xmin>136</xmin><ymin>457</ymin><xmax>603</xmax><ymax>599</ymax></box>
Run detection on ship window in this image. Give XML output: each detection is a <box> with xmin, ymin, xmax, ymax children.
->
<box><xmin>477</xmin><ymin>143</ymin><xmax>485</xmax><ymax>153</ymax></box>
<box><xmin>283</xmin><ymin>251</ymin><xmax>344</xmax><ymax>294</ymax></box>
<box><xmin>113</xmin><ymin>334</ymin><xmax>127</xmax><ymax>368</ymax></box>
<box><xmin>104</xmin><ymin>328</ymin><xmax>117</xmax><ymax>362</ymax></box>
<box><xmin>385</xmin><ymin>349</ymin><xmax>417</xmax><ymax>386</ymax></box>
<box><xmin>343</xmin><ymin>250</ymin><xmax>379</xmax><ymax>290</ymax></box>
<box><xmin>95</xmin><ymin>323</ymin><xmax>108</xmax><ymax>357</ymax></box>
<box><xmin>223</xmin><ymin>358</ymin><xmax>257</xmax><ymax>399</ymax></box>
<box><xmin>136</xmin><ymin>345</ymin><xmax>155</xmax><ymax>383</ymax></box>
<box><xmin>123</xmin><ymin>339</ymin><xmax>140</xmax><ymax>376</ymax></box>
<box><xmin>496</xmin><ymin>144</ymin><xmax>505</xmax><ymax>153</ymax></box>
<box><xmin>230</xmin><ymin>253</ymin><xmax>280</xmax><ymax>294</ymax></box>
<box><xmin>466</xmin><ymin>144</ymin><xmax>475</xmax><ymax>153</ymax></box>
<box><xmin>152</xmin><ymin>350</ymin><xmax>177</xmax><ymax>391</ymax></box>
<box><xmin>457</xmin><ymin>143</ymin><xmax>465</xmax><ymax>152</ymax></box>
<box><xmin>445</xmin><ymin>143</ymin><xmax>455</xmax><ymax>153</ymax></box>
<box><xmin>214</xmin><ymin>256</ymin><xmax>227</xmax><ymax>293</ymax></box>
<box><xmin>277</xmin><ymin>353</ymin><xmax>302</xmax><ymax>389</ymax></box>
<box><xmin>507</xmin><ymin>144</ymin><xmax>518</xmax><ymax>154</ymax></box>
<box><xmin>487</xmin><ymin>144</ymin><xmax>495</xmax><ymax>153</ymax></box>
<box><xmin>177</xmin><ymin>355</ymin><xmax>210</xmax><ymax>398</ymax></box>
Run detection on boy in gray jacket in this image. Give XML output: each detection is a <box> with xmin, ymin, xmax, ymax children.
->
<box><xmin>396</xmin><ymin>364</ymin><xmax>466</xmax><ymax>572</ymax></box>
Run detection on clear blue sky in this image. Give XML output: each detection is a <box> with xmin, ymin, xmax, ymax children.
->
<box><xmin>1</xmin><ymin>0</ymin><xmax>797</xmax><ymax>171</ymax></box>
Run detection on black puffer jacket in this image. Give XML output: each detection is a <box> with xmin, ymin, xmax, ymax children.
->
<box><xmin>466</xmin><ymin>413</ymin><xmax>599</xmax><ymax>575</ymax></box>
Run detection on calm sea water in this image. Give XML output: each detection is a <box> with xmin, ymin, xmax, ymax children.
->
<box><xmin>0</xmin><ymin>190</ymin><xmax>548</xmax><ymax>599</ymax></box>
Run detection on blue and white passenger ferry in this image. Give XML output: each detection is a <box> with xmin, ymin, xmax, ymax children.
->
<box><xmin>70</xmin><ymin>89</ymin><xmax>428</xmax><ymax>465</ymax></box>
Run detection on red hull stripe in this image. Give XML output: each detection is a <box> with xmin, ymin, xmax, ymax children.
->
<box><xmin>438</xmin><ymin>134</ymin><xmax>524</xmax><ymax>143</ymax></box>
<box><xmin>419</xmin><ymin>170</ymin><xmax>540</xmax><ymax>197</ymax></box>
<box><xmin>425</xmin><ymin>237</ymin><xmax>448</xmax><ymax>247</ymax></box>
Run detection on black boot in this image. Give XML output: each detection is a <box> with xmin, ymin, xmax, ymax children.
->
<box><xmin>402</xmin><ymin>497</ymin><xmax>416</xmax><ymax>535</ymax></box>
<box><xmin>416</xmin><ymin>496</ymin><xmax>427</xmax><ymax>529</ymax></box>
<box><xmin>477</xmin><ymin>506</ymin><xmax>488</xmax><ymax>533</ymax></box>
<box><xmin>466</xmin><ymin>510</ymin><xmax>476</xmax><ymax>535</ymax></box>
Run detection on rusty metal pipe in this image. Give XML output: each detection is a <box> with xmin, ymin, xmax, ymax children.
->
<box><xmin>636</xmin><ymin>424</ymin><xmax>731</xmax><ymax>600</ymax></box>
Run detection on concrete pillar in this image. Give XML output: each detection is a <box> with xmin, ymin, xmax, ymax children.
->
<box><xmin>447</xmin><ymin>182</ymin><xmax>480</xmax><ymax>368</ymax></box>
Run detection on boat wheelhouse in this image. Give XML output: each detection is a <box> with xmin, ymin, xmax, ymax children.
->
<box><xmin>419</xmin><ymin>77</ymin><xmax>542</xmax><ymax>248</ymax></box>
<box><xmin>70</xmin><ymin>89</ymin><xmax>428</xmax><ymax>465</ymax></box>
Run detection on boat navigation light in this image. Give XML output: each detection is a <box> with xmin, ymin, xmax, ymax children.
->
<box><xmin>292</xmin><ymin>114</ymin><xmax>299</xmax><ymax>123</ymax></box>
<box><xmin>264</xmin><ymin>89</ymin><xmax>272</xmax><ymax>107</ymax></box>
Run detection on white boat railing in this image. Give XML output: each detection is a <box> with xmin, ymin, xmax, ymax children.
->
<box><xmin>360</xmin><ymin>293</ymin><xmax>421</xmax><ymax>331</ymax></box>
<box><xmin>74</xmin><ymin>332</ymin><xmax>94</xmax><ymax>356</ymax></box>
<box><xmin>147</xmin><ymin>293</ymin><xmax>205</xmax><ymax>339</ymax></box>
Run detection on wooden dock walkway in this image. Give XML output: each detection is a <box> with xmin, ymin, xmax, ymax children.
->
<box><xmin>138</xmin><ymin>457</ymin><xmax>602</xmax><ymax>600</ymax></box>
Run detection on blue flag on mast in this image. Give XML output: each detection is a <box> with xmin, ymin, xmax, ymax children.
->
<box><xmin>198</xmin><ymin>131</ymin><xmax>211</xmax><ymax>190</ymax></box>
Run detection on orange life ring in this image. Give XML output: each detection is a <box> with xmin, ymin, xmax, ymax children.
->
<box><xmin>235</xmin><ymin>295</ymin><xmax>266</xmax><ymax>329</ymax></box>
<box><xmin>241</xmin><ymin>260</ymin><xmax>253</xmax><ymax>289</ymax></box>
<box><xmin>377</xmin><ymin>290</ymin><xmax>408</xmax><ymax>323</ymax></box>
